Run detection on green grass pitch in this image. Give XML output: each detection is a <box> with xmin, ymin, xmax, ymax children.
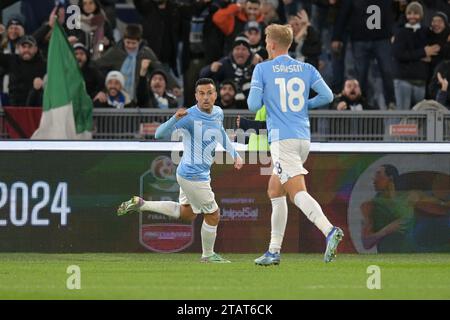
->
<box><xmin>0</xmin><ymin>253</ymin><xmax>449</xmax><ymax>299</ymax></box>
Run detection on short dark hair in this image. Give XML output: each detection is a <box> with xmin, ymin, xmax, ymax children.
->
<box><xmin>124</xmin><ymin>24</ymin><xmax>143</xmax><ymax>41</ymax></box>
<box><xmin>195</xmin><ymin>78</ymin><xmax>216</xmax><ymax>90</ymax></box>
<box><xmin>79</xmin><ymin>0</ymin><xmax>102</xmax><ymax>15</ymax></box>
<box><xmin>382</xmin><ymin>164</ymin><xmax>399</xmax><ymax>189</ymax></box>
<box><xmin>247</xmin><ymin>0</ymin><xmax>260</xmax><ymax>4</ymax></box>
<box><xmin>220</xmin><ymin>79</ymin><xmax>237</xmax><ymax>93</ymax></box>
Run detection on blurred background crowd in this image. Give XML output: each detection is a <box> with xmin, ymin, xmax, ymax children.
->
<box><xmin>1</xmin><ymin>0</ymin><xmax>450</xmax><ymax>113</ymax></box>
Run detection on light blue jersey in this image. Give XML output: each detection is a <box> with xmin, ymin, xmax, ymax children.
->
<box><xmin>247</xmin><ymin>55</ymin><xmax>333</xmax><ymax>143</ymax></box>
<box><xmin>155</xmin><ymin>105</ymin><xmax>238</xmax><ymax>182</ymax></box>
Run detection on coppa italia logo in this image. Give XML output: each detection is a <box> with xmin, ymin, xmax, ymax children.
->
<box><xmin>140</xmin><ymin>224</ymin><xmax>193</xmax><ymax>253</ymax></box>
<box><xmin>139</xmin><ymin>156</ymin><xmax>194</xmax><ymax>252</ymax></box>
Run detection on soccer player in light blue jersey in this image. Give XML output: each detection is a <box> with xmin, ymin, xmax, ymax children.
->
<box><xmin>117</xmin><ymin>78</ymin><xmax>243</xmax><ymax>263</ymax></box>
<box><xmin>247</xmin><ymin>24</ymin><xmax>344</xmax><ymax>265</ymax></box>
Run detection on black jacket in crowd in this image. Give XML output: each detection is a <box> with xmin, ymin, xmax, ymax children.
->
<box><xmin>392</xmin><ymin>25</ymin><xmax>429</xmax><ymax>82</ymax></box>
<box><xmin>0</xmin><ymin>52</ymin><xmax>46</xmax><ymax>106</ymax></box>
<box><xmin>429</xmin><ymin>59</ymin><xmax>450</xmax><ymax>106</ymax></box>
<box><xmin>136</xmin><ymin>75</ymin><xmax>178</xmax><ymax>108</ymax></box>
<box><xmin>81</xmin><ymin>62</ymin><xmax>105</xmax><ymax>100</ymax></box>
<box><xmin>427</xmin><ymin>26</ymin><xmax>450</xmax><ymax>75</ymax></box>
<box><xmin>332</xmin><ymin>0</ymin><xmax>395</xmax><ymax>42</ymax></box>
<box><xmin>199</xmin><ymin>55</ymin><xmax>255</xmax><ymax>100</ymax></box>
<box><xmin>331</xmin><ymin>94</ymin><xmax>374</xmax><ymax>110</ymax></box>
<box><xmin>289</xmin><ymin>25</ymin><xmax>322</xmax><ymax>69</ymax></box>
<box><xmin>133</xmin><ymin>0</ymin><xmax>181</xmax><ymax>74</ymax></box>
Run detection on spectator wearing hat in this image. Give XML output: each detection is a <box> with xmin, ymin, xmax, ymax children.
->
<box><xmin>73</xmin><ymin>43</ymin><xmax>104</xmax><ymax>99</ymax></box>
<box><xmin>94</xmin><ymin>71</ymin><xmax>134</xmax><ymax>109</ymax></box>
<box><xmin>96</xmin><ymin>24</ymin><xmax>180</xmax><ymax>103</ymax></box>
<box><xmin>0</xmin><ymin>35</ymin><xmax>46</xmax><ymax>106</ymax></box>
<box><xmin>288</xmin><ymin>9</ymin><xmax>321</xmax><ymax>68</ymax></box>
<box><xmin>217</xmin><ymin>79</ymin><xmax>243</xmax><ymax>109</ymax></box>
<box><xmin>392</xmin><ymin>1</ymin><xmax>434</xmax><ymax>110</ymax></box>
<box><xmin>137</xmin><ymin>59</ymin><xmax>177</xmax><ymax>109</ymax></box>
<box><xmin>244</xmin><ymin>21</ymin><xmax>268</xmax><ymax>62</ymax></box>
<box><xmin>1</xmin><ymin>16</ymin><xmax>25</xmax><ymax>54</ymax></box>
<box><xmin>426</xmin><ymin>11</ymin><xmax>450</xmax><ymax>79</ymax></box>
<box><xmin>200</xmin><ymin>34</ymin><xmax>255</xmax><ymax>104</ymax></box>
<box><xmin>213</xmin><ymin>0</ymin><xmax>265</xmax><ymax>54</ymax></box>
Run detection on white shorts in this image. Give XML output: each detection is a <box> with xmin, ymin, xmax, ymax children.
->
<box><xmin>177</xmin><ymin>174</ymin><xmax>219</xmax><ymax>214</ymax></box>
<box><xmin>270</xmin><ymin>139</ymin><xmax>310</xmax><ymax>184</ymax></box>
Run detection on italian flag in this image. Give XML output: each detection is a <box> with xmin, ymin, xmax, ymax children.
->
<box><xmin>32</xmin><ymin>20</ymin><xmax>93</xmax><ymax>139</ymax></box>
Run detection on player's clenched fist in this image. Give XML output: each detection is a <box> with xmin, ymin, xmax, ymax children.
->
<box><xmin>234</xmin><ymin>156</ymin><xmax>243</xmax><ymax>170</ymax></box>
<box><xmin>210</xmin><ymin>61</ymin><xmax>222</xmax><ymax>73</ymax></box>
<box><xmin>140</xmin><ymin>59</ymin><xmax>152</xmax><ymax>76</ymax></box>
<box><xmin>175</xmin><ymin>108</ymin><xmax>188</xmax><ymax>119</ymax></box>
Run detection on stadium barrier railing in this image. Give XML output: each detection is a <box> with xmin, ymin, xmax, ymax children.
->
<box><xmin>443</xmin><ymin>112</ymin><xmax>450</xmax><ymax>141</ymax></box>
<box><xmin>0</xmin><ymin>107</ymin><xmax>448</xmax><ymax>141</ymax></box>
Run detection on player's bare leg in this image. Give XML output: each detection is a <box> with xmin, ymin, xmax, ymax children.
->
<box><xmin>117</xmin><ymin>197</ymin><xmax>199</xmax><ymax>223</ymax></box>
<box><xmin>283</xmin><ymin>175</ymin><xmax>344</xmax><ymax>262</ymax></box>
<box><xmin>255</xmin><ymin>175</ymin><xmax>288</xmax><ymax>266</ymax></box>
<box><xmin>201</xmin><ymin>209</ymin><xmax>230</xmax><ymax>263</ymax></box>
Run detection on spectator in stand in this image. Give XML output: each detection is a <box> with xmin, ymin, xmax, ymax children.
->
<box><xmin>73</xmin><ymin>43</ymin><xmax>104</xmax><ymax>99</ymax></box>
<box><xmin>0</xmin><ymin>35</ymin><xmax>46</xmax><ymax>106</ymax></box>
<box><xmin>427</xmin><ymin>12</ymin><xmax>450</xmax><ymax>81</ymax></box>
<box><xmin>288</xmin><ymin>9</ymin><xmax>321</xmax><ymax>68</ymax></box>
<box><xmin>95</xmin><ymin>24</ymin><xmax>179</xmax><ymax>103</ymax></box>
<box><xmin>244</xmin><ymin>21</ymin><xmax>268</xmax><ymax>61</ymax></box>
<box><xmin>332</xmin><ymin>0</ymin><xmax>396</xmax><ymax>109</ymax></box>
<box><xmin>0</xmin><ymin>16</ymin><xmax>25</xmax><ymax>105</ymax></box>
<box><xmin>213</xmin><ymin>0</ymin><xmax>265</xmax><ymax>54</ymax></box>
<box><xmin>260</xmin><ymin>0</ymin><xmax>282</xmax><ymax>25</ymax></box>
<box><xmin>1</xmin><ymin>16</ymin><xmax>25</xmax><ymax>54</ymax></box>
<box><xmin>331</xmin><ymin>78</ymin><xmax>373</xmax><ymax>138</ymax></box>
<box><xmin>434</xmin><ymin>71</ymin><xmax>450</xmax><ymax>108</ymax></box>
<box><xmin>94</xmin><ymin>71</ymin><xmax>134</xmax><ymax>108</ymax></box>
<box><xmin>216</xmin><ymin>79</ymin><xmax>242</xmax><ymax>109</ymax></box>
<box><xmin>200</xmin><ymin>34</ymin><xmax>255</xmax><ymax>106</ymax></box>
<box><xmin>332</xmin><ymin>79</ymin><xmax>373</xmax><ymax>111</ymax></box>
<box><xmin>77</xmin><ymin>0</ymin><xmax>114</xmax><ymax>60</ymax></box>
<box><xmin>33</xmin><ymin>6</ymin><xmax>69</xmax><ymax>59</ymax></box>
<box><xmin>137</xmin><ymin>59</ymin><xmax>178</xmax><ymax>109</ymax></box>
<box><xmin>19</xmin><ymin>0</ymin><xmax>55</xmax><ymax>34</ymax></box>
<box><xmin>414</xmin><ymin>0</ymin><xmax>450</xmax><ymax>26</ymax></box>
<box><xmin>179</xmin><ymin>0</ymin><xmax>218</xmax><ymax>106</ymax></box>
<box><xmin>133</xmin><ymin>0</ymin><xmax>181</xmax><ymax>77</ymax></box>
<box><xmin>392</xmin><ymin>2</ymin><xmax>435</xmax><ymax>110</ymax></box>
<box><xmin>99</xmin><ymin>0</ymin><xmax>118</xmax><ymax>30</ymax></box>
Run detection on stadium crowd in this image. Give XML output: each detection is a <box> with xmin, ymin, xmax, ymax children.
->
<box><xmin>1</xmin><ymin>0</ymin><xmax>450</xmax><ymax>114</ymax></box>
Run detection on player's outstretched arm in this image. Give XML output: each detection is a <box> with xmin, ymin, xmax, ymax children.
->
<box><xmin>308</xmin><ymin>79</ymin><xmax>334</xmax><ymax>109</ymax></box>
<box><xmin>247</xmin><ymin>88</ymin><xmax>264</xmax><ymax>112</ymax></box>
<box><xmin>154</xmin><ymin>108</ymin><xmax>188</xmax><ymax>139</ymax></box>
<box><xmin>220</xmin><ymin>126</ymin><xmax>243</xmax><ymax>170</ymax></box>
